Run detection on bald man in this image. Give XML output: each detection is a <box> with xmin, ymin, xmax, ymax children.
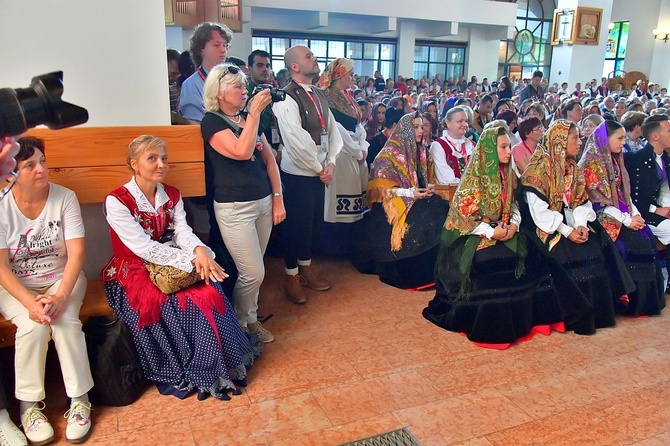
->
<box><xmin>272</xmin><ymin>45</ymin><xmax>343</xmax><ymax>304</ymax></box>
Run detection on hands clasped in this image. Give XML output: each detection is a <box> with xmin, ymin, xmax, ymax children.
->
<box><xmin>492</xmin><ymin>222</ymin><xmax>517</xmax><ymax>242</ymax></box>
<box><xmin>567</xmin><ymin>226</ymin><xmax>589</xmax><ymax>244</ymax></box>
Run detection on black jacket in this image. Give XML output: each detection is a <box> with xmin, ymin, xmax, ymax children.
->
<box><xmin>623</xmin><ymin>143</ymin><xmax>670</xmax><ymax>226</ymax></box>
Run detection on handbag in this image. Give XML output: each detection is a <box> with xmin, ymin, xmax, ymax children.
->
<box><xmin>83</xmin><ymin>316</ymin><xmax>147</xmax><ymax>406</ymax></box>
<box><xmin>144</xmin><ymin>239</ymin><xmax>202</xmax><ymax>294</ymax></box>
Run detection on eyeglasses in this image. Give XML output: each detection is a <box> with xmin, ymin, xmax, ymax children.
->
<box><xmin>0</xmin><ymin>170</ymin><xmax>19</xmax><ymax>201</ymax></box>
<box><xmin>533</xmin><ymin>127</ymin><xmax>545</xmax><ymax>132</ymax></box>
<box><xmin>219</xmin><ymin>65</ymin><xmax>239</xmax><ymax>82</ymax></box>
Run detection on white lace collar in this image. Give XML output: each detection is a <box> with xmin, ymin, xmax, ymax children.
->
<box><xmin>125</xmin><ymin>177</ymin><xmax>169</xmax><ymax>214</ymax></box>
<box><xmin>442</xmin><ymin>132</ymin><xmax>467</xmax><ymax>147</ymax></box>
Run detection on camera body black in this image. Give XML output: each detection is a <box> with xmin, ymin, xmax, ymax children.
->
<box><xmin>0</xmin><ymin>71</ymin><xmax>88</xmax><ymax>138</ymax></box>
<box><xmin>253</xmin><ymin>84</ymin><xmax>286</xmax><ymax>103</ymax></box>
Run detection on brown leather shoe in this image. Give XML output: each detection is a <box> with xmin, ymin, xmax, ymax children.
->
<box><xmin>299</xmin><ymin>265</ymin><xmax>330</xmax><ymax>291</ymax></box>
<box><xmin>284</xmin><ymin>274</ymin><xmax>307</xmax><ymax>304</ymax></box>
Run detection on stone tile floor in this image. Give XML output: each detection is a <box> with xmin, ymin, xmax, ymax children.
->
<box><xmin>25</xmin><ymin>257</ymin><xmax>670</xmax><ymax>445</ymax></box>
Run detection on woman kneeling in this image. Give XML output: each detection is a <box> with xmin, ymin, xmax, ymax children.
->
<box><xmin>423</xmin><ymin>127</ymin><xmax>588</xmax><ymax>348</ymax></box>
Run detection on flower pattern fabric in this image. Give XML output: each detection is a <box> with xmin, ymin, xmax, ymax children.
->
<box><xmin>445</xmin><ymin>127</ymin><xmax>516</xmax><ymax>248</ymax></box>
<box><xmin>578</xmin><ymin>122</ymin><xmax>633</xmax><ymax>242</ymax></box>
<box><xmin>368</xmin><ymin>113</ymin><xmax>429</xmax><ymax>250</ymax></box>
<box><xmin>521</xmin><ymin>120</ymin><xmax>588</xmax><ymax>247</ymax></box>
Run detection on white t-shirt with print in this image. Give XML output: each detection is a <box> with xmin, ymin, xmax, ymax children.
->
<box><xmin>0</xmin><ymin>183</ymin><xmax>85</xmax><ymax>289</ymax></box>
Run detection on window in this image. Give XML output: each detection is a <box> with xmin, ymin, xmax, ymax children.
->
<box><xmin>251</xmin><ymin>32</ymin><xmax>397</xmax><ymax>80</ymax></box>
<box><xmin>498</xmin><ymin>0</ymin><xmax>553</xmax><ymax>82</ymax></box>
<box><xmin>603</xmin><ymin>21</ymin><xmax>629</xmax><ymax>78</ymax></box>
<box><xmin>413</xmin><ymin>42</ymin><xmax>466</xmax><ymax>83</ymax></box>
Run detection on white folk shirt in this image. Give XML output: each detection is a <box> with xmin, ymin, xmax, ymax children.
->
<box><xmin>273</xmin><ymin>83</ymin><xmax>343</xmax><ymax>177</ymax></box>
<box><xmin>104</xmin><ymin>178</ymin><xmax>212</xmax><ymax>273</ymax></box>
<box><xmin>526</xmin><ymin>192</ymin><xmax>596</xmax><ymax>237</ymax></box>
<box><xmin>0</xmin><ymin>183</ymin><xmax>84</xmax><ymax>289</ymax></box>
<box><xmin>430</xmin><ymin>133</ymin><xmax>475</xmax><ymax>185</ymax></box>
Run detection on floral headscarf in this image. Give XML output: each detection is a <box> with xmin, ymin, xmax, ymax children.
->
<box><xmin>521</xmin><ymin>119</ymin><xmax>588</xmax><ymax>248</ymax></box>
<box><xmin>367</xmin><ymin>113</ymin><xmax>428</xmax><ymax>251</ymax></box>
<box><xmin>445</xmin><ymin>127</ymin><xmax>516</xmax><ymax>241</ymax></box>
<box><xmin>318</xmin><ymin>58</ymin><xmax>361</xmax><ymax>127</ymax></box>
<box><xmin>578</xmin><ymin>122</ymin><xmax>632</xmax><ymax>241</ymax></box>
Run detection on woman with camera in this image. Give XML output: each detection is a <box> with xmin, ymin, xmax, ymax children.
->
<box><xmin>200</xmin><ymin>63</ymin><xmax>284</xmax><ymax>343</ymax></box>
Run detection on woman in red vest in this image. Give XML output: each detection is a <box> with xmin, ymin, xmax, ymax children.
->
<box><xmin>430</xmin><ymin>106</ymin><xmax>475</xmax><ymax>185</ymax></box>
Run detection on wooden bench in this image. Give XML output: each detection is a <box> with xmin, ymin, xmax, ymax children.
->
<box><xmin>0</xmin><ymin>125</ymin><xmax>204</xmax><ymax>348</ymax></box>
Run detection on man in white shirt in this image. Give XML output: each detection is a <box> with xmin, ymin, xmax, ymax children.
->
<box><xmin>273</xmin><ymin>45</ymin><xmax>343</xmax><ymax>304</ymax></box>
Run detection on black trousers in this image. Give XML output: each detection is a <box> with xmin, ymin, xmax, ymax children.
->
<box><xmin>281</xmin><ymin>171</ymin><xmax>324</xmax><ymax>270</ymax></box>
<box><xmin>0</xmin><ymin>370</ymin><xmax>8</xmax><ymax>410</ymax></box>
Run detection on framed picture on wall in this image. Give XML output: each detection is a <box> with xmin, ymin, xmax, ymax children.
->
<box><xmin>551</xmin><ymin>8</ymin><xmax>576</xmax><ymax>45</ymax></box>
<box><xmin>573</xmin><ymin>7</ymin><xmax>603</xmax><ymax>45</ymax></box>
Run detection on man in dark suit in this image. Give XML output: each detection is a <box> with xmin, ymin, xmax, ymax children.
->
<box><xmin>624</xmin><ymin>115</ymin><xmax>670</xmax><ymax>270</ymax></box>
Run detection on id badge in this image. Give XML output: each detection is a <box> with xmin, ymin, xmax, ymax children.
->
<box><xmin>271</xmin><ymin>128</ymin><xmax>280</xmax><ymax>144</ymax></box>
<box><xmin>564</xmin><ymin>208</ymin><xmax>576</xmax><ymax>228</ymax></box>
<box><xmin>320</xmin><ymin>131</ymin><xmax>329</xmax><ymax>153</ymax></box>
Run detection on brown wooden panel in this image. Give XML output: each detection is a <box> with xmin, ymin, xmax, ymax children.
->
<box><xmin>24</xmin><ymin>125</ymin><xmax>203</xmax><ymax>168</ymax></box>
<box><xmin>49</xmin><ymin>162</ymin><xmax>205</xmax><ymax>204</ymax></box>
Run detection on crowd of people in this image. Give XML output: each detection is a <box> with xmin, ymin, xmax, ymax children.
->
<box><xmin>0</xmin><ymin>19</ymin><xmax>668</xmax><ymax>446</ymax></box>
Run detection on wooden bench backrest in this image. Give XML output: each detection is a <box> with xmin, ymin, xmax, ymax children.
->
<box><xmin>24</xmin><ymin>125</ymin><xmax>204</xmax><ymax>203</ymax></box>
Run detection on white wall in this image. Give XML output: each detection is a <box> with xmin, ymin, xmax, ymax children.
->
<box><xmin>649</xmin><ymin>0</ymin><xmax>670</xmax><ymax>89</ymax></box>
<box><xmin>550</xmin><ymin>0</ymin><xmax>613</xmax><ymax>87</ymax></box>
<box><xmin>611</xmin><ymin>0</ymin><xmax>661</xmax><ymax>76</ymax></box>
<box><xmin>0</xmin><ymin>0</ymin><xmax>170</xmax><ymax>127</ymax></box>
<box><xmin>466</xmin><ymin>27</ymin><xmax>501</xmax><ymax>81</ymax></box>
<box><xmin>0</xmin><ymin>0</ymin><xmax>172</xmax><ymax>278</ymax></box>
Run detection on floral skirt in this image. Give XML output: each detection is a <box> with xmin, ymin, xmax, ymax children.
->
<box><xmin>105</xmin><ymin>280</ymin><xmax>261</xmax><ymax>400</ymax></box>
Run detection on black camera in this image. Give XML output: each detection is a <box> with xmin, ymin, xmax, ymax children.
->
<box><xmin>253</xmin><ymin>84</ymin><xmax>285</xmax><ymax>103</ymax></box>
<box><xmin>0</xmin><ymin>71</ymin><xmax>89</xmax><ymax>138</ymax></box>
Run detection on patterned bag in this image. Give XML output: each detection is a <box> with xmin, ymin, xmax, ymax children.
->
<box><xmin>144</xmin><ymin>243</ymin><xmax>201</xmax><ymax>294</ymax></box>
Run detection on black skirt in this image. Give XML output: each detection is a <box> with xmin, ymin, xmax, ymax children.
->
<box><xmin>369</xmin><ymin>195</ymin><xmax>450</xmax><ymax>289</ymax></box>
<box><xmin>615</xmin><ymin>226</ymin><xmax>666</xmax><ymax>316</ymax></box>
<box><xmin>423</xmin><ymin>235</ymin><xmax>589</xmax><ymax>345</ymax></box>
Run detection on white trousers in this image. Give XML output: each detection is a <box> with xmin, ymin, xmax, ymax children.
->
<box><xmin>0</xmin><ymin>272</ymin><xmax>93</xmax><ymax>401</ymax></box>
<box><xmin>648</xmin><ymin>218</ymin><xmax>670</xmax><ymax>246</ymax></box>
<box><xmin>214</xmin><ymin>196</ymin><xmax>273</xmax><ymax>327</ymax></box>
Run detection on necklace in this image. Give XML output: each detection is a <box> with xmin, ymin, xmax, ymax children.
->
<box><xmin>222</xmin><ymin>110</ymin><xmax>242</xmax><ymax>123</ymax></box>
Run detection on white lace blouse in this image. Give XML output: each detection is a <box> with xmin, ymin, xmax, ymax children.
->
<box><xmin>104</xmin><ymin>178</ymin><xmax>213</xmax><ymax>272</ymax></box>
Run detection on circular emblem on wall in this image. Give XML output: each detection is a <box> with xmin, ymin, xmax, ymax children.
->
<box><xmin>514</xmin><ymin>29</ymin><xmax>534</xmax><ymax>56</ymax></box>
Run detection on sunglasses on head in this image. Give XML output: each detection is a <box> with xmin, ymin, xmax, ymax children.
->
<box><xmin>219</xmin><ymin>65</ymin><xmax>240</xmax><ymax>81</ymax></box>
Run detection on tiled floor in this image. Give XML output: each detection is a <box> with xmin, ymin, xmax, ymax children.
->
<box><xmin>19</xmin><ymin>257</ymin><xmax>670</xmax><ymax>445</ymax></box>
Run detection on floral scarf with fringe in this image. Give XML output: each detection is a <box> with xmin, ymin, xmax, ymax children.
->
<box><xmin>444</xmin><ymin>127</ymin><xmax>517</xmax><ymax>250</ymax></box>
<box><xmin>521</xmin><ymin>120</ymin><xmax>588</xmax><ymax>249</ymax></box>
<box><xmin>578</xmin><ymin>122</ymin><xmax>632</xmax><ymax>242</ymax></box>
<box><xmin>367</xmin><ymin>113</ymin><xmax>428</xmax><ymax>251</ymax></box>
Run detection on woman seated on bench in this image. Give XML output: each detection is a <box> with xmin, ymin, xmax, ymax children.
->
<box><xmin>0</xmin><ymin>136</ymin><xmax>93</xmax><ymax>445</ymax></box>
<box><xmin>102</xmin><ymin>135</ymin><xmax>260</xmax><ymax>401</ymax></box>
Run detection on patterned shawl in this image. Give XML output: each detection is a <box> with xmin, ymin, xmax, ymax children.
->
<box><xmin>578</xmin><ymin>122</ymin><xmax>632</xmax><ymax>241</ymax></box>
<box><xmin>521</xmin><ymin>119</ymin><xmax>588</xmax><ymax>247</ymax></box>
<box><xmin>318</xmin><ymin>58</ymin><xmax>360</xmax><ymax>123</ymax></box>
<box><xmin>367</xmin><ymin>113</ymin><xmax>429</xmax><ymax>251</ymax></box>
<box><xmin>445</xmin><ymin>127</ymin><xmax>517</xmax><ymax>243</ymax></box>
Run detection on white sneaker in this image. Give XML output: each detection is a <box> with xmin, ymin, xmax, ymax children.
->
<box><xmin>248</xmin><ymin>321</ymin><xmax>275</xmax><ymax>343</ymax></box>
<box><xmin>20</xmin><ymin>403</ymin><xmax>53</xmax><ymax>446</ymax></box>
<box><xmin>0</xmin><ymin>416</ymin><xmax>27</xmax><ymax>446</ymax></box>
<box><xmin>64</xmin><ymin>401</ymin><xmax>92</xmax><ymax>444</ymax></box>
